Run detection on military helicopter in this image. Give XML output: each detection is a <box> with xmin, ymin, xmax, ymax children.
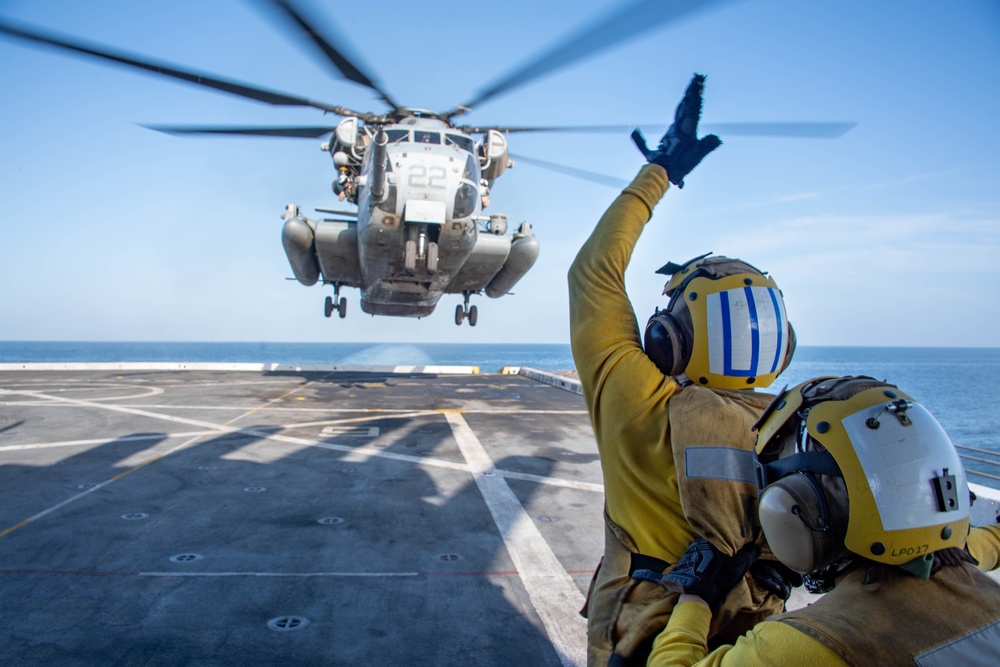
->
<box><xmin>0</xmin><ymin>0</ymin><xmax>854</xmax><ymax>327</ymax></box>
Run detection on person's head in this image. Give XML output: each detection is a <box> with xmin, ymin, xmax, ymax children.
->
<box><xmin>753</xmin><ymin>375</ymin><xmax>972</xmax><ymax>591</ymax></box>
<box><xmin>643</xmin><ymin>254</ymin><xmax>795</xmax><ymax>389</ymax></box>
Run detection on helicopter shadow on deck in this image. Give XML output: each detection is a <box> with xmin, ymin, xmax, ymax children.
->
<box><xmin>0</xmin><ymin>398</ymin><xmax>574</xmax><ymax>664</ymax></box>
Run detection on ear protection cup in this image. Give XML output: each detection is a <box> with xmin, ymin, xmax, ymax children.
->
<box><xmin>779</xmin><ymin>322</ymin><xmax>798</xmax><ymax>375</ymax></box>
<box><xmin>643</xmin><ymin>310</ymin><xmax>688</xmax><ymax>376</ymax></box>
<box><xmin>758</xmin><ymin>472</ymin><xmax>843</xmax><ymax>574</ymax></box>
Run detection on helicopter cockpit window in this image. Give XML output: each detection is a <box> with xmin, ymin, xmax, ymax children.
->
<box><xmin>445</xmin><ymin>134</ymin><xmax>474</xmax><ymax>153</ymax></box>
<box><xmin>462</xmin><ymin>154</ymin><xmax>479</xmax><ymax>182</ymax></box>
<box><xmin>413</xmin><ymin>131</ymin><xmax>440</xmax><ymax>144</ymax></box>
<box><xmin>385</xmin><ymin>129</ymin><xmax>409</xmax><ymax>143</ymax></box>
<box><xmin>453</xmin><ymin>182</ymin><xmax>477</xmax><ymax>219</ymax></box>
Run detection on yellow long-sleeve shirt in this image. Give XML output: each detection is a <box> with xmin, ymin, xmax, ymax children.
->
<box><xmin>967</xmin><ymin>523</ymin><xmax>1000</xmax><ymax>571</ymax></box>
<box><xmin>569</xmin><ymin>165</ymin><xmax>784</xmax><ymax>665</ymax></box>
<box><xmin>568</xmin><ymin>163</ymin><xmax>775</xmax><ymax>561</ymax></box>
<box><xmin>568</xmin><ymin>163</ymin><xmax>691</xmax><ymax>560</ymax></box>
<box><xmin>649</xmin><ymin>525</ymin><xmax>1000</xmax><ymax>666</ymax></box>
<box><xmin>648</xmin><ymin>600</ymin><xmax>846</xmax><ymax>666</ymax></box>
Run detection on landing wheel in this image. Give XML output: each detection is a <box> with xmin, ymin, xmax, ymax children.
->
<box><xmin>427</xmin><ymin>242</ymin><xmax>439</xmax><ymax>274</ymax></box>
<box><xmin>404</xmin><ymin>240</ymin><xmax>417</xmax><ymax>272</ymax></box>
<box><xmin>324</xmin><ymin>296</ymin><xmax>334</xmax><ymax>318</ymax></box>
<box><xmin>455</xmin><ymin>304</ymin><xmax>465</xmax><ymax>325</ymax></box>
<box><xmin>468</xmin><ymin>305</ymin><xmax>478</xmax><ymax>327</ymax></box>
<box><xmin>337</xmin><ymin>297</ymin><xmax>347</xmax><ymax>319</ymax></box>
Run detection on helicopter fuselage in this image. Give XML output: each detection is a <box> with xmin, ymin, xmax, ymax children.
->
<box><xmin>281</xmin><ymin>115</ymin><xmax>540</xmax><ymax>322</ymax></box>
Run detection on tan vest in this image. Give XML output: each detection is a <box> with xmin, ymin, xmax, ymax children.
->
<box><xmin>585</xmin><ymin>385</ymin><xmax>785</xmax><ymax>665</ymax></box>
<box><xmin>777</xmin><ymin>563</ymin><xmax>1000</xmax><ymax>666</ymax></box>
<box><xmin>668</xmin><ymin>385</ymin><xmax>773</xmax><ymax>555</ymax></box>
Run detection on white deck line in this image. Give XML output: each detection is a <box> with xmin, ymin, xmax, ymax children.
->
<box><xmin>444</xmin><ymin>411</ymin><xmax>587</xmax><ymax>667</ymax></box>
<box><xmin>516</xmin><ymin>367</ymin><xmax>583</xmax><ymax>395</ymax></box>
<box><xmin>0</xmin><ymin>362</ymin><xmax>481</xmax><ymax>374</ymax></box>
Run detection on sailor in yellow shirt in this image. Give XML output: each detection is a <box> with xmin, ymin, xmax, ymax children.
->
<box><xmin>968</xmin><ymin>521</ymin><xmax>1000</xmax><ymax>571</ymax></box>
<box><xmin>568</xmin><ymin>75</ymin><xmax>799</xmax><ymax>666</ymax></box>
<box><xmin>647</xmin><ymin>376</ymin><xmax>1000</xmax><ymax>666</ymax></box>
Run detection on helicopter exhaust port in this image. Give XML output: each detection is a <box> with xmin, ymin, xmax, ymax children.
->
<box><xmin>369</xmin><ymin>129</ymin><xmax>389</xmax><ymax>202</ymax></box>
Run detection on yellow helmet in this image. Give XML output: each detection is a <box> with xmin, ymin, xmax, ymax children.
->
<box><xmin>753</xmin><ymin>376</ymin><xmax>971</xmax><ymax>576</ymax></box>
<box><xmin>643</xmin><ymin>254</ymin><xmax>795</xmax><ymax>389</ymax></box>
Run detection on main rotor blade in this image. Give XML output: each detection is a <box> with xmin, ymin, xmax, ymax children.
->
<box><xmin>509</xmin><ymin>153</ymin><xmax>628</xmax><ymax>189</ymax></box>
<box><xmin>702</xmin><ymin>122</ymin><xmax>858</xmax><ymax>138</ymax></box>
<box><xmin>462</xmin><ymin>124</ymin><xmax>636</xmax><ymax>135</ymax></box>
<box><xmin>451</xmin><ymin>0</ymin><xmax>741</xmax><ymax>116</ymax></box>
<box><xmin>467</xmin><ymin>122</ymin><xmax>858</xmax><ymax>139</ymax></box>
<box><xmin>252</xmin><ymin>0</ymin><xmax>400</xmax><ymax>111</ymax></box>
<box><xmin>0</xmin><ymin>17</ymin><xmax>356</xmax><ymax>115</ymax></box>
<box><xmin>143</xmin><ymin>124</ymin><xmax>336</xmax><ymax>138</ymax></box>
<box><xmin>315</xmin><ymin>208</ymin><xmax>358</xmax><ymax>216</ymax></box>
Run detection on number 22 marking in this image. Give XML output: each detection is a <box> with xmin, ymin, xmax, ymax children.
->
<box><xmin>407</xmin><ymin>165</ymin><xmax>447</xmax><ymax>189</ymax></box>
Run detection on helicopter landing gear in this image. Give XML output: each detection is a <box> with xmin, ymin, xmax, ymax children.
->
<box><xmin>454</xmin><ymin>293</ymin><xmax>477</xmax><ymax>327</ymax></box>
<box><xmin>404</xmin><ymin>240</ymin><xmax>417</xmax><ymax>272</ymax></box>
<box><xmin>427</xmin><ymin>242</ymin><xmax>439</xmax><ymax>274</ymax></box>
<box><xmin>403</xmin><ymin>240</ymin><xmax>440</xmax><ymax>273</ymax></box>
<box><xmin>404</xmin><ymin>224</ymin><xmax>438</xmax><ymax>273</ymax></box>
<box><xmin>324</xmin><ymin>286</ymin><xmax>347</xmax><ymax>319</ymax></box>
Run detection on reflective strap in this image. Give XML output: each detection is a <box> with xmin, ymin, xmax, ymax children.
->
<box><xmin>755</xmin><ymin>451</ymin><xmax>842</xmax><ymax>489</ymax></box>
<box><xmin>916</xmin><ymin>618</ymin><xmax>1000</xmax><ymax>667</ymax></box>
<box><xmin>684</xmin><ymin>446</ymin><xmax>756</xmax><ymax>485</ymax></box>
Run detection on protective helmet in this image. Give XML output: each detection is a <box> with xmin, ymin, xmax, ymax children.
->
<box><xmin>753</xmin><ymin>376</ymin><xmax>971</xmax><ymax>577</ymax></box>
<box><xmin>643</xmin><ymin>253</ymin><xmax>795</xmax><ymax>389</ymax></box>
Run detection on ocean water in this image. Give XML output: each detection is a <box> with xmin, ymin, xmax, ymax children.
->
<box><xmin>0</xmin><ymin>341</ymin><xmax>572</xmax><ymax>373</ymax></box>
<box><xmin>2</xmin><ymin>342</ymin><xmax>998</xmax><ymax>484</ymax></box>
<box><xmin>779</xmin><ymin>347</ymin><xmax>1000</xmax><ymax>485</ymax></box>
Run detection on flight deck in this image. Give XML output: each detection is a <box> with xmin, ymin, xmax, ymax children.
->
<box><xmin>0</xmin><ymin>365</ymin><xmax>600</xmax><ymax>666</ymax></box>
<box><xmin>2</xmin><ymin>365</ymin><xmax>998</xmax><ymax>666</ymax></box>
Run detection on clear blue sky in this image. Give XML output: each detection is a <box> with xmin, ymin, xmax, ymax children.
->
<box><xmin>1</xmin><ymin>0</ymin><xmax>998</xmax><ymax>346</ymax></box>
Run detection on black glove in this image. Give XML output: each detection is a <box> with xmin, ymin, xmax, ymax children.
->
<box><xmin>749</xmin><ymin>560</ymin><xmax>803</xmax><ymax>601</ymax></box>
<box><xmin>631</xmin><ymin>73</ymin><xmax>721</xmax><ymax>188</ymax></box>
<box><xmin>661</xmin><ymin>537</ymin><xmax>759</xmax><ymax>609</ymax></box>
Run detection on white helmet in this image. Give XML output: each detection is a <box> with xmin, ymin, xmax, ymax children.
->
<box><xmin>753</xmin><ymin>376</ymin><xmax>970</xmax><ymax>584</ymax></box>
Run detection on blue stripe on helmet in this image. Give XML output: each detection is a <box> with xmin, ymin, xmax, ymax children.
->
<box><xmin>744</xmin><ymin>286</ymin><xmax>761</xmax><ymax>376</ymax></box>
<box><xmin>720</xmin><ymin>289</ymin><xmax>733</xmax><ymax>375</ymax></box>
<box><xmin>768</xmin><ymin>287</ymin><xmax>784</xmax><ymax>374</ymax></box>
